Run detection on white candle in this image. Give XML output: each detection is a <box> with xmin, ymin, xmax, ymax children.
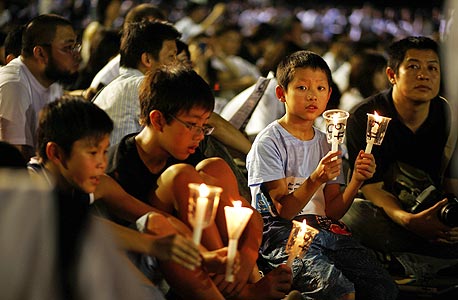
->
<box><xmin>225</xmin><ymin>239</ymin><xmax>238</xmax><ymax>282</ymax></box>
<box><xmin>192</xmin><ymin>184</ymin><xmax>209</xmax><ymax>245</ymax></box>
<box><xmin>365</xmin><ymin>141</ymin><xmax>374</xmax><ymax>154</ymax></box>
<box><xmin>224</xmin><ymin>200</ymin><xmax>253</xmax><ymax>282</ymax></box>
<box><xmin>331</xmin><ymin>114</ymin><xmax>340</xmax><ymax>155</ymax></box>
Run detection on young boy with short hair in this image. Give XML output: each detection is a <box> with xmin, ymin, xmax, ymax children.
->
<box><xmin>246</xmin><ymin>50</ymin><xmax>398</xmax><ymax>300</ymax></box>
<box><xmin>30</xmin><ymin>97</ymin><xmax>211</xmax><ymax>299</ymax></box>
<box><xmin>107</xmin><ymin>64</ymin><xmax>294</xmax><ymax>299</ymax></box>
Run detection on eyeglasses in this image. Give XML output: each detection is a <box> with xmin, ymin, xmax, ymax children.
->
<box><xmin>40</xmin><ymin>43</ymin><xmax>82</xmax><ymax>55</ymax></box>
<box><xmin>169</xmin><ymin>115</ymin><xmax>214</xmax><ymax>136</ymax></box>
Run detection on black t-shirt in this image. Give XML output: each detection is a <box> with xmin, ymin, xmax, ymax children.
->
<box><xmin>106</xmin><ymin>133</ymin><xmax>206</xmax><ymax>205</ymax></box>
<box><xmin>346</xmin><ymin>89</ymin><xmax>451</xmax><ymax>186</ymax></box>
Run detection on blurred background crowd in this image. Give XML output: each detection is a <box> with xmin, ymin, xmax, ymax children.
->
<box><xmin>0</xmin><ymin>0</ymin><xmax>447</xmax><ymax>58</ymax></box>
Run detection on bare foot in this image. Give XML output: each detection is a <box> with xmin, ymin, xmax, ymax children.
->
<box><xmin>235</xmin><ymin>264</ymin><xmax>292</xmax><ymax>299</ymax></box>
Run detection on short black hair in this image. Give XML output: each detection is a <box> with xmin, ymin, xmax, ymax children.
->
<box><xmin>22</xmin><ymin>14</ymin><xmax>73</xmax><ymax>58</ymax></box>
<box><xmin>37</xmin><ymin>97</ymin><xmax>113</xmax><ymax>162</ymax></box>
<box><xmin>120</xmin><ymin>20</ymin><xmax>181</xmax><ymax>68</ymax></box>
<box><xmin>0</xmin><ymin>141</ymin><xmax>27</xmax><ymax>169</ymax></box>
<box><xmin>387</xmin><ymin>36</ymin><xmax>440</xmax><ymax>74</ymax></box>
<box><xmin>4</xmin><ymin>24</ymin><xmax>24</xmax><ymax>61</ymax></box>
<box><xmin>276</xmin><ymin>50</ymin><xmax>332</xmax><ymax>91</ymax></box>
<box><xmin>139</xmin><ymin>64</ymin><xmax>214</xmax><ymax>126</ymax></box>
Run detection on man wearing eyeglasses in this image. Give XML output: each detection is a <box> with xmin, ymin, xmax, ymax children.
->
<box><xmin>0</xmin><ymin>14</ymin><xmax>81</xmax><ymax>160</ymax></box>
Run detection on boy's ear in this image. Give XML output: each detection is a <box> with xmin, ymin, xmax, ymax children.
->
<box><xmin>275</xmin><ymin>85</ymin><xmax>286</xmax><ymax>103</ymax></box>
<box><xmin>46</xmin><ymin>142</ymin><xmax>65</xmax><ymax>165</ymax></box>
<box><xmin>149</xmin><ymin>110</ymin><xmax>165</xmax><ymax>132</ymax></box>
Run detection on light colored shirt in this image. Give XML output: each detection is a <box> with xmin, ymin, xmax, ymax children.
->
<box><xmin>90</xmin><ymin>54</ymin><xmax>120</xmax><ymax>90</ymax></box>
<box><xmin>93</xmin><ymin>67</ymin><xmax>144</xmax><ymax>145</ymax></box>
<box><xmin>0</xmin><ymin>57</ymin><xmax>63</xmax><ymax>148</ymax></box>
<box><xmin>174</xmin><ymin>17</ymin><xmax>204</xmax><ymax>43</ymax></box>
<box><xmin>247</xmin><ymin>121</ymin><xmax>344</xmax><ymax>217</ymax></box>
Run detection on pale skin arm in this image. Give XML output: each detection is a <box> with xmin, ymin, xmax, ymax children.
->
<box><xmin>325</xmin><ymin>150</ymin><xmax>375</xmax><ymax>220</ymax></box>
<box><xmin>209</xmin><ymin>112</ymin><xmax>252</xmax><ymax>155</ymax></box>
<box><xmin>94</xmin><ymin>174</ymin><xmax>157</xmax><ymax>223</ymax></box>
<box><xmin>199</xmin><ymin>3</ymin><xmax>226</xmax><ymax>32</ymax></box>
<box><xmin>264</xmin><ymin>150</ymin><xmax>375</xmax><ymax>220</ymax></box>
<box><xmin>95</xmin><ymin>215</ymin><xmax>202</xmax><ymax>270</ymax></box>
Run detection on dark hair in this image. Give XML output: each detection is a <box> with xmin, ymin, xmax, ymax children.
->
<box><xmin>22</xmin><ymin>14</ymin><xmax>73</xmax><ymax>58</ymax></box>
<box><xmin>0</xmin><ymin>141</ymin><xmax>27</xmax><ymax>169</ymax></box>
<box><xmin>70</xmin><ymin>28</ymin><xmax>120</xmax><ymax>90</ymax></box>
<box><xmin>348</xmin><ymin>50</ymin><xmax>388</xmax><ymax>98</ymax></box>
<box><xmin>4</xmin><ymin>24</ymin><xmax>24</xmax><ymax>61</ymax></box>
<box><xmin>247</xmin><ymin>23</ymin><xmax>276</xmax><ymax>44</ymax></box>
<box><xmin>176</xmin><ymin>39</ymin><xmax>191</xmax><ymax>61</ymax></box>
<box><xmin>120</xmin><ymin>20</ymin><xmax>181</xmax><ymax>68</ymax></box>
<box><xmin>96</xmin><ymin>0</ymin><xmax>121</xmax><ymax>24</ymax></box>
<box><xmin>387</xmin><ymin>36</ymin><xmax>440</xmax><ymax>74</ymax></box>
<box><xmin>37</xmin><ymin>97</ymin><xmax>113</xmax><ymax>162</ymax></box>
<box><xmin>276</xmin><ymin>50</ymin><xmax>332</xmax><ymax>91</ymax></box>
<box><xmin>138</xmin><ymin>64</ymin><xmax>214</xmax><ymax>126</ymax></box>
<box><xmin>123</xmin><ymin>3</ymin><xmax>166</xmax><ymax>29</ymax></box>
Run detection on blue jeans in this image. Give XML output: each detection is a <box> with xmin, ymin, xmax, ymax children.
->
<box><xmin>259</xmin><ymin>216</ymin><xmax>398</xmax><ymax>300</ymax></box>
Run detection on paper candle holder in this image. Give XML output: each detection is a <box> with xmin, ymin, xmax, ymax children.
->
<box><xmin>322</xmin><ymin>109</ymin><xmax>350</xmax><ymax>147</ymax></box>
<box><xmin>188</xmin><ymin>183</ymin><xmax>223</xmax><ymax>245</ymax></box>
<box><xmin>365</xmin><ymin>112</ymin><xmax>391</xmax><ymax>153</ymax></box>
<box><xmin>285</xmin><ymin>220</ymin><xmax>319</xmax><ymax>268</ymax></box>
<box><xmin>224</xmin><ymin>200</ymin><xmax>253</xmax><ymax>282</ymax></box>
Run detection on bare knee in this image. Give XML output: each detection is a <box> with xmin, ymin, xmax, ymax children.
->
<box><xmin>156</xmin><ymin>163</ymin><xmax>201</xmax><ymax>214</ymax></box>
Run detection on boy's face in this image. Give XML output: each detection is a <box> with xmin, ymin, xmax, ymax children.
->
<box><xmin>162</xmin><ymin>107</ymin><xmax>211</xmax><ymax>161</ymax></box>
<box><xmin>59</xmin><ymin>135</ymin><xmax>110</xmax><ymax>194</ymax></box>
<box><xmin>278</xmin><ymin>67</ymin><xmax>331</xmax><ymax>122</ymax></box>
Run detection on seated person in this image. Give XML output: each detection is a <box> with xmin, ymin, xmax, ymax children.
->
<box><xmin>342</xmin><ymin>36</ymin><xmax>458</xmax><ymax>280</ymax></box>
<box><xmin>246</xmin><ymin>50</ymin><xmax>398</xmax><ymax>300</ymax></box>
<box><xmin>107</xmin><ymin>64</ymin><xmax>293</xmax><ymax>300</ymax></box>
<box><xmin>30</xmin><ymin>97</ymin><xmax>246</xmax><ymax>299</ymax></box>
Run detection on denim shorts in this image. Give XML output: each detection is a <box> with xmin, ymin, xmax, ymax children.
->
<box><xmin>259</xmin><ymin>218</ymin><xmax>398</xmax><ymax>300</ymax></box>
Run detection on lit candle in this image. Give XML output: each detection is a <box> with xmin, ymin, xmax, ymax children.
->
<box><xmin>365</xmin><ymin>111</ymin><xmax>383</xmax><ymax>154</ymax></box>
<box><xmin>224</xmin><ymin>200</ymin><xmax>253</xmax><ymax>282</ymax></box>
<box><xmin>286</xmin><ymin>220</ymin><xmax>307</xmax><ymax>268</ymax></box>
<box><xmin>331</xmin><ymin>114</ymin><xmax>339</xmax><ymax>155</ymax></box>
<box><xmin>192</xmin><ymin>184</ymin><xmax>210</xmax><ymax>245</ymax></box>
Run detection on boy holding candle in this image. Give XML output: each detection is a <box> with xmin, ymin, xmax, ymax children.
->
<box><xmin>106</xmin><ymin>64</ymin><xmax>294</xmax><ymax>300</ymax></box>
<box><xmin>30</xmin><ymin>97</ymin><xmax>213</xmax><ymax>299</ymax></box>
<box><xmin>246</xmin><ymin>50</ymin><xmax>398</xmax><ymax>299</ymax></box>
<box><xmin>343</xmin><ymin>36</ymin><xmax>458</xmax><ymax>278</ymax></box>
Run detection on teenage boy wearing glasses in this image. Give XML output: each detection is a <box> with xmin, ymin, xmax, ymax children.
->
<box><xmin>0</xmin><ymin>14</ymin><xmax>81</xmax><ymax>160</ymax></box>
<box><xmin>106</xmin><ymin>64</ymin><xmax>294</xmax><ymax>300</ymax></box>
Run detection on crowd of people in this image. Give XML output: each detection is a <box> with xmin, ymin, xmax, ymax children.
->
<box><xmin>1</xmin><ymin>0</ymin><xmax>458</xmax><ymax>299</ymax></box>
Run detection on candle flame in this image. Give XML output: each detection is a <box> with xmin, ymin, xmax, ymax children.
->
<box><xmin>199</xmin><ymin>183</ymin><xmax>210</xmax><ymax>197</ymax></box>
<box><xmin>332</xmin><ymin>113</ymin><xmax>340</xmax><ymax>125</ymax></box>
<box><xmin>232</xmin><ymin>200</ymin><xmax>242</xmax><ymax>208</ymax></box>
<box><xmin>373</xmin><ymin>111</ymin><xmax>383</xmax><ymax>122</ymax></box>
